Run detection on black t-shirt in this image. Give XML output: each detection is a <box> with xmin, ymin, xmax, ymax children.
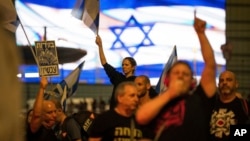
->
<box><xmin>209</xmin><ymin>97</ymin><xmax>250</xmax><ymax>141</ymax></box>
<box><xmin>89</xmin><ymin>109</ymin><xmax>153</xmax><ymax>141</ymax></box>
<box><xmin>26</xmin><ymin>125</ymin><xmax>57</xmax><ymax>141</ymax></box>
<box><xmin>150</xmin><ymin>84</ymin><xmax>213</xmax><ymax>141</ymax></box>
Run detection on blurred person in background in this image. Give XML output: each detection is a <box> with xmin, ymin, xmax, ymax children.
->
<box><xmin>0</xmin><ymin>0</ymin><xmax>24</xmax><ymax>141</ymax></box>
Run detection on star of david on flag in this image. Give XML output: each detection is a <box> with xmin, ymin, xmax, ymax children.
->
<box><xmin>110</xmin><ymin>16</ymin><xmax>155</xmax><ymax>56</ymax></box>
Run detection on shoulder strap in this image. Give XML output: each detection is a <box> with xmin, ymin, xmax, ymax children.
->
<box><xmin>153</xmin><ymin>123</ymin><xmax>166</xmax><ymax>141</ymax></box>
<box><xmin>240</xmin><ymin>99</ymin><xmax>249</xmax><ymax>116</ymax></box>
<box><xmin>240</xmin><ymin>99</ymin><xmax>250</xmax><ymax>124</ymax></box>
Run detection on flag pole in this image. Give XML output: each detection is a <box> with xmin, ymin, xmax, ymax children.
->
<box><xmin>18</xmin><ymin>17</ymin><xmax>39</xmax><ymax>65</ymax></box>
<box><xmin>96</xmin><ymin>0</ymin><xmax>100</xmax><ymax>35</ymax></box>
<box><xmin>61</xmin><ymin>86</ymin><xmax>67</xmax><ymax>112</ymax></box>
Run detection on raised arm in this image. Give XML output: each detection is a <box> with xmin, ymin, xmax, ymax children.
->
<box><xmin>95</xmin><ymin>35</ymin><xmax>107</xmax><ymax>66</ymax></box>
<box><xmin>193</xmin><ymin>14</ymin><xmax>217</xmax><ymax>98</ymax></box>
<box><xmin>136</xmin><ymin>79</ymin><xmax>185</xmax><ymax>125</ymax></box>
<box><xmin>30</xmin><ymin>77</ymin><xmax>48</xmax><ymax>133</ymax></box>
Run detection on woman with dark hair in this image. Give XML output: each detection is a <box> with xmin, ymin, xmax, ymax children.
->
<box><xmin>95</xmin><ymin>35</ymin><xmax>138</xmax><ymax>109</ymax></box>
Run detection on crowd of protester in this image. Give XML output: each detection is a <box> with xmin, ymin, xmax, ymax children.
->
<box><xmin>23</xmin><ymin>15</ymin><xmax>250</xmax><ymax>141</ymax></box>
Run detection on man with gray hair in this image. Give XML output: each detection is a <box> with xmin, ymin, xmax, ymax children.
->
<box><xmin>89</xmin><ymin>81</ymin><xmax>153</xmax><ymax>141</ymax></box>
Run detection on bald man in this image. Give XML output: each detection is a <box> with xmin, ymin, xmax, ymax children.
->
<box><xmin>27</xmin><ymin>77</ymin><xmax>57</xmax><ymax>141</ymax></box>
<box><xmin>218</xmin><ymin>70</ymin><xmax>239</xmax><ymax>103</ymax></box>
<box><xmin>209</xmin><ymin>70</ymin><xmax>250</xmax><ymax>141</ymax></box>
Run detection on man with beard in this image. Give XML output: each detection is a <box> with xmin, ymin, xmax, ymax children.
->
<box><xmin>209</xmin><ymin>70</ymin><xmax>250</xmax><ymax>141</ymax></box>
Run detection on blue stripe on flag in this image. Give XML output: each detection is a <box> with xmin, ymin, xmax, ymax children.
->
<box><xmin>155</xmin><ymin>46</ymin><xmax>177</xmax><ymax>93</ymax></box>
<box><xmin>71</xmin><ymin>0</ymin><xmax>100</xmax><ymax>34</ymax></box>
<box><xmin>20</xmin><ymin>0</ymin><xmax>225</xmax><ymax>10</ymax></box>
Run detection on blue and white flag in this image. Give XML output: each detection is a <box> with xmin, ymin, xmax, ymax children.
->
<box><xmin>53</xmin><ymin>61</ymin><xmax>84</xmax><ymax>98</ymax></box>
<box><xmin>71</xmin><ymin>0</ymin><xmax>100</xmax><ymax>34</ymax></box>
<box><xmin>155</xmin><ymin>46</ymin><xmax>177</xmax><ymax>93</ymax></box>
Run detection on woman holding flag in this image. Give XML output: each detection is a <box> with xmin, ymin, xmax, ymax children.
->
<box><xmin>95</xmin><ymin>35</ymin><xmax>137</xmax><ymax>109</ymax></box>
